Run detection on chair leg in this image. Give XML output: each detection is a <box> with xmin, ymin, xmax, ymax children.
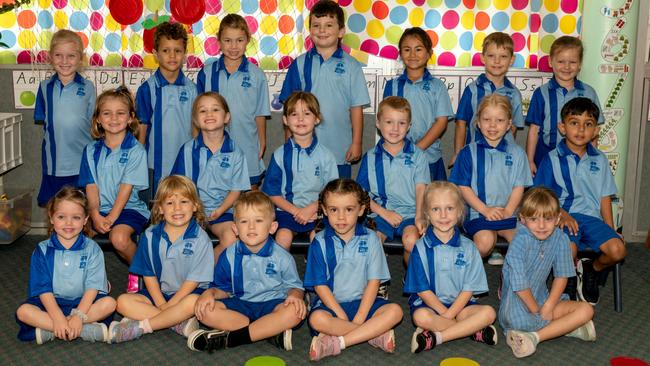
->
<box><xmin>613</xmin><ymin>262</ymin><xmax>622</xmax><ymax>313</ymax></box>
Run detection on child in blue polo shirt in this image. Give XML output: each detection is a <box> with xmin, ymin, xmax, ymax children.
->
<box><xmin>383</xmin><ymin>27</ymin><xmax>454</xmax><ymax>181</ymax></box>
<box><xmin>357</xmin><ymin>96</ymin><xmax>430</xmax><ymax>265</ymax></box>
<box><xmin>16</xmin><ymin>188</ymin><xmax>115</xmax><ymax>344</ymax></box>
<box><xmin>172</xmin><ymin>92</ymin><xmax>250</xmax><ymax>261</ymax></box>
<box><xmin>34</xmin><ymin>30</ymin><xmax>96</xmax><ymax>207</ymax></box>
<box><xmin>501</xmin><ymin>187</ymin><xmax>595</xmax><ymax>358</ymax></box>
<box><xmin>197</xmin><ymin>14</ymin><xmax>270</xmax><ymax>189</ymax></box>
<box><xmin>453</xmin><ymin>32</ymin><xmax>524</xmax><ymax>165</ymax></box>
<box><xmin>534</xmin><ymin>97</ymin><xmax>626</xmax><ymax>305</ymax></box>
<box><xmin>450</xmin><ymin>94</ymin><xmax>532</xmax><ymax>264</ymax></box>
<box><xmin>109</xmin><ymin>176</ymin><xmax>214</xmax><ymax>343</ymax></box>
<box><xmin>186</xmin><ymin>192</ymin><xmax>305</xmax><ymax>353</ymax></box>
<box><xmin>279</xmin><ymin>0</ymin><xmax>370</xmax><ymax>178</ymax></box>
<box><xmin>262</xmin><ymin>91</ymin><xmax>338</xmax><ymax>250</ymax></box>
<box><xmin>406</xmin><ymin>181</ymin><xmax>497</xmax><ymax>354</ymax></box>
<box><xmin>136</xmin><ymin>22</ymin><xmax>197</xmax><ymax>194</ymax></box>
<box><xmin>306</xmin><ymin>179</ymin><xmax>403</xmax><ymax>361</ymax></box>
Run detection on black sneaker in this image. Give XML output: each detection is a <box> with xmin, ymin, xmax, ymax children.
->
<box><xmin>377</xmin><ymin>282</ymin><xmax>389</xmax><ymax>300</ymax></box>
<box><xmin>577</xmin><ymin>259</ymin><xmax>600</xmax><ymax>305</ymax></box>
<box><xmin>470</xmin><ymin>325</ymin><xmax>497</xmax><ymax>345</ymax></box>
<box><xmin>268</xmin><ymin>329</ymin><xmax>292</xmax><ymax>351</ymax></box>
<box><xmin>410</xmin><ymin>327</ymin><xmax>436</xmax><ymax>353</ymax></box>
<box><xmin>565</xmin><ymin>276</ymin><xmax>578</xmax><ymax>301</ymax></box>
<box><xmin>187</xmin><ymin>329</ymin><xmax>228</xmax><ymax>352</ymax></box>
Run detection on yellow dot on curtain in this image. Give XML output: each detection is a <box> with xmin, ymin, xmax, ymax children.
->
<box><xmin>473</xmin><ymin>32</ymin><xmax>486</xmax><ymax>51</ymax></box>
<box><xmin>53</xmin><ymin>10</ymin><xmax>68</xmax><ymax>29</ymax></box>
<box><xmin>105</xmin><ymin>14</ymin><xmax>121</xmax><ymax>31</ymax></box>
<box><xmin>143</xmin><ymin>55</ymin><xmax>158</xmax><ymax>69</ymax></box>
<box><xmin>458</xmin><ymin>52</ymin><xmax>472</xmax><ymax>67</ymax></box>
<box><xmin>560</xmin><ymin>15</ymin><xmax>576</xmax><ymax>34</ymax></box>
<box><xmin>222</xmin><ymin>0</ymin><xmax>241</xmax><ymax>13</ymax></box>
<box><xmin>427</xmin><ymin>0</ymin><xmax>442</xmax><ymax>6</ymax></box>
<box><xmin>260</xmin><ymin>16</ymin><xmax>277</xmax><ymax>35</ymax></box>
<box><xmin>541</xmin><ymin>35</ymin><xmax>555</xmax><ymax>53</ymax></box>
<box><xmin>278</xmin><ymin>35</ymin><xmax>294</xmax><ymax>54</ymax></box>
<box><xmin>279</xmin><ymin>0</ymin><xmax>293</xmax><ymax>13</ymax></box>
<box><xmin>18</xmin><ymin>30</ymin><xmax>36</xmax><ymax>49</ymax></box>
<box><xmin>188</xmin><ymin>35</ymin><xmax>203</xmax><ymax>54</ymax></box>
<box><xmin>246</xmin><ymin>37</ymin><xmax>259</xmax><ymax>56</ymax></box>
<box><xmin>38</xmin><ymin>0</ymin><xmax>51</xmax><ymax>8</ymax></box>
<box><xmin>367</xmin><ymin>19</ymin><xmax>384</xmax><ymax>39</ymax></box>
<box><xmin>409</xmin><ymin>8</ymin><xmax>424</xmax><ymax>26</ymax></box>
<box><xmin>296</xmin><ymin>0</ymin><xmax>304</xmax><ymax>11</ymax></box>
<box><xmin>397</xmin><ymin>0</ymin><xmax>409</xmax><ymax>4</ymax></box>
<box><xmin>129</xmin><ymin>34</ymin><xmax>143</xmax><ymax>52</ymax></box>
<box><xmin>204</xmin><ymin>16</ymin><xmax>220</xmax><ymax>35</ymax></box>
<box><xmin>545</xmin><ymin>0</ymin><xmax>560</xmax><ymax>12</ymax></box>
<box><xmin>429</xmin><ymin>52</ymin><xmax>437</xmax><ymax>64</ymax></box>
<box><xmin>353</xmin><ymin>0</ymin><xmax>371</xmax><ymax>12</ymax></box>
<box><xmin>511</xmin><ymin>12</ymin><xmax>527</xmax><ymax>31</ymax></box>
<box><xmin>70</xmin><ymin>0</ymin><xmax>88</xmax><ymax>10</ymax></box>
<box><xmin>440</xmin><ymin>31</ymin><xmax>457</xmax><ymax>51</ymax></box>
<box><xmin>386</xmin><ymin>25</ymin><xmax>403</xmax><ymax>45</ymax></box>
<box><xmin>90</xmin><ymin>33</ymin><xmax>103</xmax><ymax>51</ymax></box>
<box><xmin>493</xmin><ymin>0</ymin><xmax>509</xmax><ymax>10</ymax></box>
<box><xmin>461</xmin><ymin>11</ymin><xmax>474</xmax><ymax>29</ymax></box>
<box><xmin>0</xmin><ymin>11</ymin><xmax>16</xmax><ymax>28</ymax></box>
<box><xmin>38</xmin><ymin>31</ymin><xmax>52</xmax><ymax>49</ymax></box>
<box><xmin>529</xmin><ymin>33</ymin><xmax>538</xmax><ymax>53</ymax></box>
<box><xmin>477</xmin><ymin>0</ymin><xmax>490</xmax><ymax>10</ymax></box>
<box><xmin>296</xmin><ymin>34</ymin><xmax>304</xmax><ymax>52</ymax></box>
<box><xmin>121</xmin><ymin>34</ymin><xmax>128</xmax><ymax>51</ymax></box>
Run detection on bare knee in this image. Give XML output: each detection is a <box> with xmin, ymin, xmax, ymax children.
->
<box><xmin>384</xmin><ymin>303</ymin><xmax>404</xmax><ymax>323</ymax></box>
<box><xmin>578</xmin><ymin>302</ymin><xmax>594</xmax><ymax>321</ymax></box>
<box><xmin>16</xmin><ymin>304</ymin><xmax>32</xmax><ymax>322</ymax></box>
<box><xmin>308</xmin><ymin>310</ymin><xmax>331</xmax><ymax>330</ymax></box>
<box><xmin>480</xmin><ymin>305</ymin><xmax>497</xmax><ymax>323</ymax></box>
<box><xmin>277</xmin><ymin>305</ymin><xmax>302</xmax><ymax>328</ymax></box>
<box><xmin>110</xmin><ymin>231</ymin><xmax>133</xmax><ymax>252</ymax></box>
<box><xmin>116</xmin><ymin>294</ymin><xmax>135</xmax><ymax>314</ymax></box>
<box><xmin>411</xmin><ymin>308</ymin><xmax>430</xmax><ymax>327</ymax></box>
<box><xmin>96</xmin><ymin>296</ymin><xmax>117</xmax><ymax>313</ymax></box>
<box><xmin>603</xmin><ymin>239</ymin><xmax>627</xmax><ymax>262</ymax></box>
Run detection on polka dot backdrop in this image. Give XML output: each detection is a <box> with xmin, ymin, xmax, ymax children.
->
<box><xmin>0</xmin><ymin>0</ymin><xmax>580</xmax><ymax>70</ymax></box>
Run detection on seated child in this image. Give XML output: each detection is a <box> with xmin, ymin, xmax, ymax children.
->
<box><xmin>16</xmin><ymin>188</ymin><xmax>115</xmax><ymax>344</ymax></box>
<box><xmin>187</xmin><ymin>191</ymin><xmax>305</xmax><ymax>352</ymax></box>
<box><xmin>406</xmin><ymin>182</ymin><xmax>497</xmax><ymax>353</ymax></box>
<box><xmin>500</xmin><ymin>187</ymin><xmax>596</xmax><ymax>358</ymax></box>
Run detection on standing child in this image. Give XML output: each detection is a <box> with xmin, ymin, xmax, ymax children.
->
<box><xmin>136</xmin><ymin>22</ymin><xmax>197</xmax><ymax>193</ymax></box>
<box><xmin>16</xmin><ymin>188</ymin><xmax>115</xmax><ymax>344</ymax></box>
<box><xmin>187</xmin><ymin>192</ymin><xmax>305</xmax><ymax>353</ymax></box>
<box><xmin>450</xmin><ymin>94</ymin><xmax>532</xmax><ymax>264</ymax></box>
<box><xmin>526</xmin><ymin>36</ymin><xmax>604</xmax><ymax>175</ymax></box>
<box><xmin>109</xmin><ymin>176</ymin><xmax>214</xmax><ymax>343</ymax></box>
<box><xmin>197</xmin><ymin>14</ymin><xmax>270</xmax><ymax>189</ymax></box>
<box><xmin>262</xmin><ymin>91</ymin><xmax>338</xmax><ymax>250</ymax></box>
<box><xmin>172</xmin><ymin>92</ymin><xmax>250</xmax><ymax>261</ymax></box>
<box><xmin>406</xmin><ymin>182</ymin><xmax>497</xmax><ymax>353</ymax></box>
<box><xmin>383</xmin><ymin>27</ymin><xmax>454</xmax><ymax>181</ymax></box>
<box><xmin>34</xmin><ymin>30</ymin><xmax>96</xmax><ymax>206</ymax></box>
<box><xmin>500</xmin><ymin>187</ymin><xmax>595</xmax><ymax>358</ymax></box>
<box><xmin>279</xmin><ymin>0</ymin><xmax>370</xmax><ymax>178</ymax></box>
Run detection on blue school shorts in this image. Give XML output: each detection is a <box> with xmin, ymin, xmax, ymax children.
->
<box><xmin>309</xmin><ymin>297</ymin><xmax>391</xmax><ymax>336</ymax></box>
<box><xmin>464</xmin><ymin>217</ymin><xmax>517</xmax><ymax>237</ymax></box>
<box><xmin>38</xmin><ymin>175</ymin><xmax>80</xmax><ymax>207</ymax></box>
<box><xmin>276</xmin><ymin>210</ymin><xmax>316</xmax><ymax>233</ymax></box>
<box><xmin>374</xmin><ymin>217</ymin><xmax>416</xmax><ymax>241</ymax></box>
<box><xmin>429</xmin><ymin>159</ymin><xmax>447</xmax><ymax>182</ymax></box>
<box><xmin>250</xmin><ymin>172</ymin><xmax>265</xmax><ymax>186</ymax></box>
<box><xmin>337</xmin><ymin>164</ymin><xmax>352</xmax><ymax>179</ymax></box>
<box><xmin>565</xmin><ymin>213</ymin><xmax>620</xmax><ymax>252</ymax></box>
<box><xmin>96</xmin><ymin>209</ymin><xmax>149</xmax><ymax>235</ymax></box>
<box><xmin>208</xmin><ymin>213</ymin><xmax>234</xmax><ymax>226</ymax></box>
<box><xmin>221</xmin><ymin>297</ymin><xmax>285</xmax><ymax>322</ymax></box>
<box><xmin>138</xmin><ymin>287</ymin><xmax>205</xmax><ymax>304</ymax></box>
<box><xmin>409</xmin><ymin>298</ymin><xmax>477</xmax><ymax>318</ymax></box>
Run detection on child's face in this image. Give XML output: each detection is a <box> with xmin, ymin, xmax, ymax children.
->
<box><xmin>480</xmin><ymin>44</ymin><xmax>514</xmax><ymax>80</ymax></box>
<box><xmin>51</xmin><ymin>41</ymin><xmax>82</xmax><ymax>82</ymax></box>
<box><xmin>476</xmin><ymin>105</ymin><xmax>512</xmax><ymax>147</ymax></box>
<box><xmin>159</xmin><ymin>193</ymin><xmax>197</xmax><ymax>229</ymax></box>
<box><xmin>154</xmin><ymin>37</ymin><xmax>186</xmax><ymax>74</ymax></box>
<box><xmin>558</xmin><ymin>112</ymin><xmax>598</xmax><ymax>151</ymax></box>
<box><xmin>322</xmin><ymin>192</ymin><xmax>365</xmax><ymax>240</ymax></box>
<box><xmin>283</xmin><ymin>100</ymin><xmax>319</xmax><ymax>138</ymax></box>
<box><xmin>400</xmin><ymin>35</ymin><xmax>430</xmax><ymax>72</ymax></box>
<box><xmin>98</xmin><ymin>97</ymin><xmax>131</xmax><ymax>136</ymax></box>
<box><xmin>376</xmin><ymin>107</ymin><xmax>410</xmax><ymax>146</ymax></box>
<box><xmin>550</xmin><ymin>47</ymin><xmax>581</xmax><ymax>85</ymax></box>
<box><xmin>195</xmin><ymin>96</ymin><xmax>230</xmax><ymax>132</ymax></box>
<box><xmin>426</xmin><ymin>190</ymin><xmax>459</xmax><ymax>238</ymax></box>
<box><xmin>50</xmin><ymin>200</ymin><xmax>87</xmax><ymax>245</ymax></box>
<box><xmin>520</xmin><ymin>214</ymin><xmax>559</xmax><ymax>241</ymax></box>
<box><xmin>218</xmin><ymin>27</ymin><xmax>248</xmax><ymax>63</ymax></box>
<box><xmin>309</xmin><ymin>15</ymin><xmax>344</xmax><ymax>51</ymax></box>
<box><xmin>232</xmin><ymin>206</ymin><xmax>277</xmax><ymax>249</ymax></box>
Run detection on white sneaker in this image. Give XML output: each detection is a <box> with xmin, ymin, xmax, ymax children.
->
<box><xmin>488</xmin><ymin>252</ymin><xmax>505</xmax><ymax>265</ymax></box>
<box><xmin>566</xmin><ymin>320</ymin><xmax>596</xmax><ymax>341</ymax></box>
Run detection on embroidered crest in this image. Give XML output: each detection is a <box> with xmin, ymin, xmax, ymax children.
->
<box><xmin>76</xmin><ymin>87</ymin><xmax>86</xmax><ymax>97</ymax></box>
<box><xmin>590</xmin><ymin>161</ymin><xmax>600</xmax><ymax>172</ymax></box>
<box><xmin>79</xmin><ymin>255</ymin><xmax>88</xmax><ymax>269</ymax></box>
<box><xmin>314</xmin><ymin>166</ymin><xmax>321</xmax><ymax>176</ymax></box>
<box><xmin>182</xmin><ymin>242</ymin><xmax>194</xmax><ymax>256</ymax></box>
<box><xmin>265</xmin><ymin>262</ymin><xmax>277</xmax><ymax>276</ymax></box>
<box><xmin>454</xmin><ymin>252</ymin><xmax>467</xmax><ymax>267</ymax></box>
<box><xmin>505</xmin><ymin>155</ymin><xmax>513</xmax><ymax>167</ymax></box>
<box><xmin>119</xmin><ymin>151</ymin><xmax>129</xmax><ymax>164</ymax></box>
<box><xmin>422</xmin><ymin>82</ymin><xmax>431</xmax><ymax>91</ymax></box>
<box><xmin>358</xmin><ymin>240</ymin><xmax>368</xmax><ymax>254</ymax></box>
<box><xmin>179</xmin><ymin>91</ymin><xmax>189</xmax><ymax>102</ymax></box>
<box><xmin>220</xmin><ymin>156</ymin><xmax>231</xmax><ymax>168</ymax></box>
<box><xmin>334</xmin><ymin>62</ymin><xmax>345</xmax><ymax>74</ymax></box>
<box><xmin>241</xmin><ymin>76</ymin><xmax>252</xmax><ymax>88</ymax></box>
<box><xmin>404</xmin><ymin>155</ymin><xmax>414</xmax><ymax>166</ymax></box>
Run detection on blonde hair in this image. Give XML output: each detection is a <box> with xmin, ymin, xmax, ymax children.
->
<box><xmin>191</xmin><ymin>92</ymin><xmax>230</xmax><ymax>131</ymax></box>
<box><xmin>476</xmin><ymin>94</ymin><xmax>512</xmax><ymax>123</ymax></box>
<box><xmin>218</xmin><ymin>13</ymin><xmax>251</xmax><ymax>40</ymax></box>
<box><xmin>423</xmin><ymin>181</ymin><xmax>465</xmax><ymax>225</ymax></box>
<box><xmin>151</xmin><ymin>175</ymin><xmax>205</xmax><ymax>225</ymax></box>
<box><xmin>283</xmin><ymin>91</ymin><xmax>322</xmax><ymax>120</ymax></box>
<box><xmin>550</xmin><ymin>36</ymin><xmax>583</xmax><ymax>61</ymax></box>
<box><xmin>482</xmin><ymin>32</ymin><xmax>514</xmax><ymax>56</ymax></box>
<box><xmin>50</xmin><ymin>29</ymin><xmax>83</xmax><ymax>57</ymax></box>
<box><xmin>233</xmin><ymin>191</ymin><xmax>276</xmax><ymax>220</ymax></box>
<box><xmin>377</xmin><ymin>96</ymin><xmax>412</xmax><ymax>123</ymax></box>
<box><xmin>519</xmin><ymin>187</ymin><xmax>561</xmax><ymax>219</ymax></box>
<box><xmin>47</xmin><ymin>186</ymin><xmax>90</xmax><ymax>236</ymax></box>
<box><xmin>91</xmin><ymin>87</ymin><xmax>140</xmax><ymax>139</ymax></box>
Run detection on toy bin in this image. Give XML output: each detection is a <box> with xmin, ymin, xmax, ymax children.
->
<box><xmin>0</xmin><ymin>113</ymin><xmax>22</xmax><ymax>175</ymax></box>
<box><xmin>0</xmin><ymin>189</ymin><xmax>32</xmax><ymax>244</ymax></box>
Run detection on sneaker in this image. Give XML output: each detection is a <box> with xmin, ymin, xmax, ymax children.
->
<box><xmin>126</xmin><ymin>273</ymin><xmax>139</xmax><ymax>293</ymax></box>
<box><xmin>487</xmin><ymin>252</ymin><xmax>504</xmax><ymax>265</ymax></box>
<box><xmin>268</xmin><ymin>329</ymin><xmax>292</xmax><ymax>351</ymax></box>
<box><xmin>109</xmin><ymin>319</ymin><xmax>143</xmax><ymax>344</ymax></box>
<box><xmin>80</xmin><ymin>322</ymin><xmax>108</xmax><ymax>343</ymax></box>
<box><xmin>170</xmin><ymin>316</ymin><xmax>199</xmax><ymax>337</ymax></box>
<box><xmin>410</xmin><ymin>327</ymin><xmax>436</xmax><ymax>353</ymax></box>
<box><xmin>577</xmin><ymin>259</ymin><xmax>600</xmax><ymax>305</ymax></box>
<box><xmin>506</xmin><ymin>330</ymin><xmax>538</xmax><ymax>358</ymax></box>
<box><xmin>187</xmin><ymin>329</ymin><xmax>228</xmax><ymax>352</ymax></box>
<box><xmin>565</xmin><ymin>276</ymin><xmax>578</xmax><ymax>301</ymax></box>
<box><xmin>566</xmin><ymin>320</ymin><xmax>597</xmax><ymax>341</ymax></box>
<box><xmin>368</xmin><ymin>329</ymin><xmax>395</xmax><ymax>353</ymax></box>
<box><xmin>309</xmin><ymin>333</ymin><xmax>341</xmax><ymax>361</ymax></box>
<box><xmin>35</xmin><ymin>328</ymin><xmax>54</xmax><ymax>345</ymax></box>
<box><xmin>470</xmin><ymin>325</ymin><xmax>497</xmax><ymax>345</ymax></box>
<box><xmin>377</xmin><ymin>282</ymin><xmax>389</xmax><ymax>300</ymax></box>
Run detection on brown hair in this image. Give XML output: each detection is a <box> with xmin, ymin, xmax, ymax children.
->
<box><xmin>318</xmin><ymin>178</ymin><xmax>374</xmax><ymax>229</ymax></box>
<box><xmin>550</xmin><ymin>36</ymin><xmax>583</xmax><ymax>61</ymax></box>
<box><xmin>482</xmin><ymin>32</ymin><xmax>514</xmax><ymax>56</ymax></box>
<box><xmin>191</xmin><ymin>92</ymin><xmax>230</xmax><ymax>131</ymax></box>
<box><xmin>151</xmin><ymin>175</ymin><xmax>206</xmax><ymax>225</ymax></box>
<box><xmin>377</xmin><ymin>96</ymin><xmax>412</xmax><ymax>122</ymax></box>
<box><xmin>91</xmin><ymin>87</ymin><xmax>140</xmax><ymax>139</ymax></box>
<box><xmin>423</xmin><ymin>181</ymin><xmax>465</xmax><ymax>225</ymax></box>
<box><xmin>50</xmin><ymin>29</ymin><xmax>84</xmax><ymax>57</ymax></box>
<box><xmin>233</xmin><ymin>191</ymin><xmax>276</xmax><ymax>220</ymax></box>
<box><xmin>399</xmin><ymin>27</ymin><xmax>432</xmax><ymax>56</ymax></box>
<box><xmin>154</xmin><ymin>22</ymin><xmax>188</xmax><ymax>50</ymax></box>
<box><xmin>218</xmin><ymin>13</ymin><xmax>251</xmax><ymax>40</ymax></box>
<box><xmin>283</xmin><ymin>91</ymin><xmax>322</xmax><ymax>120</ymax></box>
<box><xmin>476</xmin><ymin>94</ymin><xmax>512</xmax><ymax>123</ymax></box>
<box><xmin>519</xmin><ymin>187</ymin><xmax>561</xmax><ymax>219</ymax></box>
<box><xmin>47</xmin><ymin>186</ymin><xmax>90</xmax><ymax>236</ymax></box>
<box><xmin>310</xmin><ymin>0</ymin><xmax>345</xmax><ymax>29</ymax></box>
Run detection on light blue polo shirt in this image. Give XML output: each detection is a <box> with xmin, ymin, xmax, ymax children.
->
<box><xmin>534</xmin><ymin>139</ymin><xmax>617</xmax><ymax>218</ymax></box>
<box><xmin>455</xmin><ymin>73</ymin><xmax>524</xmax><ymax>146</ymax></box>
<box><xmin>34</xmin><ymin>73</ymin><xmax>96</xmax><ymax>176</ymax></box>
<box><xmin>213</xmin><ymin>238</ymin><xmax>303</xmax><ymax>303</ymax></box>
<box><xmin>28</xmin><ymin>234</ymin><xmax>108</xmax><ymax>300</ymax></box>
<box><xmin>261</xmin><ymin>136</ymin><xmax>338</xmax><ymax>209</ymax></box>
<box><xmin>197</xmin><ymin>56</ymin><xmax>270</xmax><ymax>179</ymax></box>
<box><xmin>304</xmin><ymin>223</ymin><xmax>390</xmax><ymax>303</ymax></box>
<box><xmin>357</xmin><ymin>139</ymin><xmax>430</xmax><ymax>219</ymax></box>
<box><xmin>135</xmin><ymin>69</ymin><xmax>197</xmax><ymax>187</ymax></box>
<box><xmin>171</xmin><ymin>132</ymin><xmax>251</xmax><ymax>217</ymax></box>
<box><xmin>383</xmin><ymin>69</ymin><xmax>454</xmax><ymax>164</ymax></box>
<box><xmin>404</xmin><ymin>227</ymin><xmax>488</xmax><ymax>306</ymax></box>
<box><xmin>279</xmin><ymin>47</ymin><xmax>371</xmax><ymax>165</ymax></box>
<box><xmin>450</xmin><ymin>135</ymin><xmax>532</xmax><ymax>221</ymax></box>
<box><xmin>130</xmin><ymin>219</ymin><xmax>214</xmax><ymax>295</ymax></box>
<box><xmin>78</xmin><ymin>132</ymin><xmax>150</xmax><ymax>220</ymax></box>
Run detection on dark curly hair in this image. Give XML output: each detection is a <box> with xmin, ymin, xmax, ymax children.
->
<box><xmin>154</xmin><ymin>21</ymin><xmax>188</xmax><ymax>50</ymax></box>
<box><xmin>317</xmin><ymin>178</ymin><xmax>375</xmax><ymax>231</ymax></box>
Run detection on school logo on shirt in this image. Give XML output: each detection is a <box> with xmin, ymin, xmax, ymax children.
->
<box><xmin>590</xmin><ymin>161</ymin><xmax>600</xmax><ymax>172</ymax></box>
<box><xmin>314</xmin><ymin>166</ymin><xmax>320</xmax><ymax>177</ymax></box>
<box><xmin>358</xmin><ymin>240</ymin><xmax>368</xmax><ymax>254</ymax></box>
<box><xmin>119</xmin><ymin>151</ymin><xmax>129</xmax><ymax>165</ymax></box>
<box><xmin>265</xmin><ymin>262</ymin><xmax>277</xmax><ymax>276</ymax></box>
<box><xmin>404</xmin><ymin>155</ymin><xmax>414</xmax><ymax>166</ymax></box>
<box><xmin>505</xmin><ymin>155</ymin><xmax>513</xmax><ymax>167</ymax></box>
<box><xmin>76</xmin><ymin>87</ymin><xmax>86</xmax><ymax>97</ymax></box>
<box><xmin>422</xmin><ymin>82</ymin><xmax>431</xmax><ymax>91</ymax></box>
<box><xmin>334</xmin><ymin>62</ymin><xmax>345</xmax><ymax>74</ymax></box>
<box><xmin>182</xmin><ymin>242</ymin><xmax>194</xmax><ymax>256</ymax></box>
<box><xmin>79</xmin><ymin>255</ymin><xmax>88</xmax><ymax>269</ymax></box>
<box><xmin>179</xmin><ymin>91</ymin><xmax>189</xmax><ymax>103</ymax></box>
<box><xmin>220</xmin><ymin>156</ymin><xmax>230</xmax><ymax>168</ymax></box>
<box><xmin>241</xmin><ymin>76</ymin><xmax>252</xmax><ymax>88</ymax></box>
<box><xmin>454</xmin><ymin>252</ymin><xmax>467</xmax><ymax>267</ymax></box>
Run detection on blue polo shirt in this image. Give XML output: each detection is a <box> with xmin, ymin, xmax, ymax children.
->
<box><xmin>28</xmin><ymin>234</ymin><xmax>108</xmax><ymax>300</ymax></box>
<box><xmin>534</xmin><ymin>139</ymin><xmax>617</xmax><ymax>218</ymax></box>
<box><xmin>78</xmin><ymin>132</ymin><xmax>150</xmax><ymax>219</ymax></box>
<box><xmin>197</xmin><ymin>57</ymin><xmax>270</xmax><ymax>179</ymax></box>
<box><xmin>279</xmin><ymin>47</ymin><xmax>371</xmax><ymax>165</ymax></box>
<box><xmin>171</xmin><ymin>132</ymin><xmax>250</xmax><ymax>217</ymax></box>
<box><xmin>455</xmin><ymin>73</ymin><xmax>524</xmax><ymax>145</ymax></box>
<box><xmin>357</xmin><ymin>139</ymin><xmax>430</xmax><ymax>219</ymax></box>
<box><xmin>383</xmin><ymin>69</ymin><xmax>454</xmax><ymax>164</ymax></box>
<box><xmin>450</xmin><ymin>135</ymin><xmax>532</xmax><ymax>221</ymax></box>
<box><xmin>304</xmin><ymin>223</ymin><xmax>390</xmax><ymax>303</ymax></box>
<box><xmin>136</xmin><ymin>69</ymin><xmax>197</xmax><ymax>187</ymax></box>
<box><xmin>404</xmin><ymin>227</ymin><xmax>488</xmax><ymax>306</ymax></box>
<box><xmin>34</xmin><ymin>73</ymin><xmax>96</xmax><ymax>177</ymax></box>
<box><xmin>130</xmin><ymin>219</ymin><xmax>214</xmax><ymax>295</ymax></box>
<box><xmin>261</xmin><ymin>136</ymin><xmax>338</xmax><ymax>209</ymax></box>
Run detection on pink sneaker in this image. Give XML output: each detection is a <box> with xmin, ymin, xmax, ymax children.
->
<box><xmin>368</xmin><ymin>329</ymin><xmax>395</xmax><ymax>353</ymax></box>
<box><xmin>126</xmin><ymin>273</ymin><xmax>139</xmax><ymax>293</ymax></box>
<box><xmin>309</xmin><ymin>334</ymin><xmax>341</xmax><ymax>361</ymax></box>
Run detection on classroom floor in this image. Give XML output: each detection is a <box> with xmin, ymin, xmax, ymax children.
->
<box><xmin>1</xmin><ymin>235</ymin><xmax>648</xmax><ymax>366</ymax></box>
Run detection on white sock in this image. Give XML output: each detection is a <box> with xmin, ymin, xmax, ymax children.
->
<box><xmin>530</xmin><ymin>331</ymin><xmax>540</xmax><ymax>344</ymax></box>
<box><xmin>338</xmin><ymin>336</ymin><xmax>346</xmax><ymax>350</ymax></box>
<box><xmin>434</xmin><ymin>331</ymin><xmax>443</xmax><ymax>345</ymax></box>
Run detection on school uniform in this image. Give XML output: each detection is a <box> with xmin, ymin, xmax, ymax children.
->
<box><xmin>357</xmin><ymin>139</ymin><xmax>430</xmax><ymax>240</ymax></box>
<box><xmin>383</xmin><ymin>69</ymin><xmax>454</xmax><ymax>180</ymax></box>
<box><xmin>212</xmin><ymin>237</ymin><xmax>303</xmax><ymax>321</ymax></box>
<box><xmin>34</xmin><ymin>73</ymin><xmax>96</xmax><ymax>205</ymax></box>
<box><xmin>261</xmin><ymin>136</ymin><xmax>338</xmax><ymax>232</ymax></box>
<box><xmin>197</xmin><ymin>57</ymin><xmax>270</xmax><ymax>184</ymax></box>
<box><xmin>136</xmin><ymin>69</ymin><xmax>197</xmax><ymax>192</ymax></box>
<box><xmin>455</xmin><ymin>73</ymin><xmax>524</xmax><ymax>146</ymax></box>
<box><xmin>450</xmin><ymin>135</ymin><xmax>532</xmax><ymax>236</ymax></box>
<box><xmin>280</xmin><ymin>47</ymin><xmax>371</xmax><ymax>175</ymax></box>
<box><xmin>171</xmin><ymin>132</ymin><xmax>251</xmax><ymax>225</ymax></box>
<box><xmin>526</xmin><ymin>77</ymin><xmax>604</xmax><ymax>166</ymax></box>
<box><xmin>17</xmin><ymin>234</ymin><xmax>111</xmax><ymax>341</ymax></box>
<box><xmin>534</xmin><ymin>140</ymin><xmax>619</xmax><ymax>250</ymax></box>
<box><xmin>78</xmin><ymin>132</ymin><xmax>150</xmax><ymax>233</ymax></box>
<box><xmin>404</xmin><ymin>227</ymin><xmax>488</xmax><ymax>315</ymax></box>
<box><xmin>499</xmin><ymin>224</ymin><xmax>575</xmax><ymax>333</ymax></box>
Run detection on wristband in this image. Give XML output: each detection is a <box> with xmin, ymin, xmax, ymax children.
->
<box><xmin>70</xmin><ymin>308</ymin><xmax>88</xmax><ymax>321</ymax></box>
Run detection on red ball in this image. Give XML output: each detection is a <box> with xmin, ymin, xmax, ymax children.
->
<box><xmin>109</xmin><ymin>0</ymin><xmax>143</xmax><ymax>26</ymax></box>
<box><xmin>170</xmin><ymin>0</ymin><xmax>205</xmax><ymax>25</ymax></box>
